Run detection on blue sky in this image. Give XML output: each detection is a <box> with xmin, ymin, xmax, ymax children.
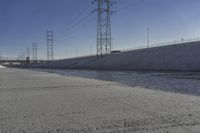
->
<box><xmin>0</xmin><ymin>0</ymin><xmax>200</xmax><ymax>59</ymax></box>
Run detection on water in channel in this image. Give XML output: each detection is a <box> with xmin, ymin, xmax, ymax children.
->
<box><xmin>33</xmin><ymin>68</ymin><xmax>200</xmax><ymax>96</ymax></box>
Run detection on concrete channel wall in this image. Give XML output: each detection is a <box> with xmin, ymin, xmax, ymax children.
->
<box><xmin>28</xmin><ymin>41</ymin><xmax>200</xmax><ymax>71</ymax></box>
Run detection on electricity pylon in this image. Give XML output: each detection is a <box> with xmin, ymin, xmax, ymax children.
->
<box><xmin>47</xmin><ymin>30</ymin><xmax>54</xmax><ymax>60</ymax></box>
<box><xmin>32</xmin><ymin>42</ymin><xmax>37</xmax><ymax>61</ymax></box>
<box><xmin>93</xmin><ymin>0</ymin><xmax>115</xmax><ymax>56</ymax></box>
<box><xmin>26</xmin><ymin>47</ymin><xmax>30</xmax><ymax>58</ymax></box>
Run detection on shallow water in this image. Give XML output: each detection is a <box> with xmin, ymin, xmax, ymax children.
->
<box><xmin>33</xmin><ymin>68</ymin><xmax>200</xmax><ymax>96</ymax></box>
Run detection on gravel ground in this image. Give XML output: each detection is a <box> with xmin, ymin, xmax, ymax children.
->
<box><xmin>0</xmin><ymin>67</ymin><xmax>200</xmax><ymax>133</ymax></box>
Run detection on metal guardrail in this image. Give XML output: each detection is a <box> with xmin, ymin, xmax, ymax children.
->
<box><xmin>55</xmin><ymin>37</ymin><xmax>200</xmax><ymax>60</ymax></box>
<box><xmin>120</xmin><ymin>37</ymin><xmax>200</xmax><ymax>52</ymax></box>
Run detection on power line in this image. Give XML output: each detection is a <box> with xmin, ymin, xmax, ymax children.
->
<box><xmin>56</xmin><ymin>3</ymin><xmax>93</xmax><ymax>32</ymax></box>
<box><xmin>117</xmin><ymin>0</ymin><xmax>145</xmax><ymax>11</ymax></box>
<box><xmin>53</xmin><ymin>2</ymin><xmax>95</xmax><ymax>46</ymax></box>
<box><xmin>58</xmin><ymin>15</ymin><xmax>96</xmax><ymax>43</ymax></box>
<box><xmin>38</xmin><ymin>2</ymin><xmax>93</xmax><ymax>39</ymax></box>
<box><xmin>62</xmin><ymin>12</ymin><xmax>93</xmax><ymax>34</ymax></box>
<box><xmin>60</xmin><ymin>14</ymin><xmax>96</xmax><ymax>40</ymax></box>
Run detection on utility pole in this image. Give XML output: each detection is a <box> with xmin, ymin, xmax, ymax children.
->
<box><xmin>76</xmin><ymin>48</ymin><xmax>78</xmax><ymax>57</ymax></box>
<box><xmin>90</xmin><ymin>43</ymin><xmax>93</xmax><ymax>55</ymax></box>
<box><xmin>47</xmin><ymin>30</ymin><xmax>54</xmax><ymax>60</ymax></box>
<box><xmin>147</xmin><ymin>28</ymin><xmax>150</xmax><ymax>48</ymax></box>
<box><xmin>93</xmin><ymin>0</ymin><xmax>115</xmax><ymax>56</ymax></box>
<box><xmin>32</xmin><ymin>42</ymin><xmax>37</xmax><ymax>61</ymax></box>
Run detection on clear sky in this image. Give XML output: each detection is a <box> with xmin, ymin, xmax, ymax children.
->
<box><xmin>1</xmin><ymin>0</ymin><xmax>200</xmax><ymax>59</ymax></box>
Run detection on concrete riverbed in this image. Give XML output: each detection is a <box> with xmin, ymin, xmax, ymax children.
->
<box><xmin>1</xmin><ymin>67</ymin><xmax>200</xmax><ymax>132</ymax></box>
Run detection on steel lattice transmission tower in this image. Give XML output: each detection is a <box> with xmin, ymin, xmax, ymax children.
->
<box><xmin>47</xmin><ymin>30</ymin><xmax>54</xmax><ymax>60</ymax></box>
<box><xmin>22</xmin><ymin>52</ymin><xmax>25</xmax><ymax>61</ymax></box>
<box><xmin>32</xmin><ymin>42</ymin><xmax>37</xmax><ymax>61</ymax></box>
<box><xmin>26</xmin><ymin>47</ymin><xmax>30</xmax><ymax>58</ymax></box>
<box><xmin>94</xmin><ymin>0</ymin><xmax>115</xmax><ymax>56</ymax></box>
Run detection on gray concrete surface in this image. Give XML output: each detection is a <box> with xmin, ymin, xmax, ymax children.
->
<box><xmin>24</xmin><ymin>41</ymin><xmax>200</xmax><ymax>71</ymax></box>
<box><xmin>1</xmin><ymin>67</ymin><xmax>200</xmax><ymax>132</ymax></box>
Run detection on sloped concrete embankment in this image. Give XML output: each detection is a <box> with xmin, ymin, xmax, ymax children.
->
<box><xmin>28</xmin><ymin>41</ymin><xmax>200</xmax><ymax>71</ymax></box>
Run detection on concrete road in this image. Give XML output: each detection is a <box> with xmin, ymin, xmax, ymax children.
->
<box><xmin>0</xmin><ymin>68</ymin><xmax>200</xmax><ymax>133</ymax></box>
